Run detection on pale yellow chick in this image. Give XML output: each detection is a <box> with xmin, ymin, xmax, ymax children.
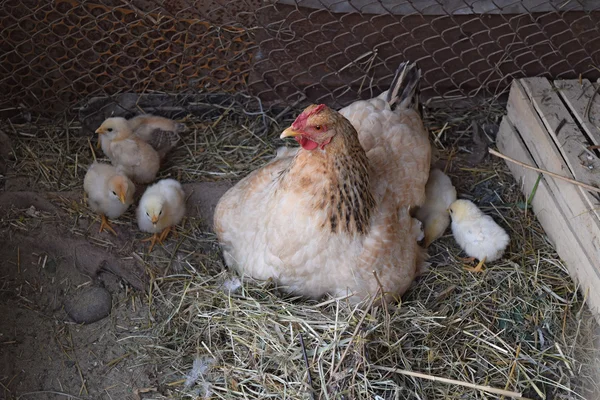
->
<box><xmin>137</xmin><ymin>179</ymin><xmax>186</xmax><ymax>252</ymax></box>
<box><xmin>95</xmin><ymin>117</ymin><xmax>161</xmax><ymax>184</ymax></box>
<box><xmin>449</xmin><ymin>199</ymin><xmax>510</xmax><ymax>272</ymax></box>
<box><xmin>83</xmin><ymin>162</ymin><xmax>135</xmax><ymax>235</ymax></box>
<box><xmin>97</xmin><ymin>114</ymin><xmax>182</xmax><ymax>160</ymax></box>
<box><xmin>415</xmin><ymin>168</ymin><xmax>457</xmax><ymax>247</ymax></box>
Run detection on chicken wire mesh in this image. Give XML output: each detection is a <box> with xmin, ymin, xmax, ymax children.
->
<box><xmin>1</xmin><ymin>0</ymin><xmax>600</xmax><ymax>120</ymax></box>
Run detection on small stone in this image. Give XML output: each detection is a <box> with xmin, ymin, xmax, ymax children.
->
<box><xmin>64</xmin><ymin>287</ymin><xmax>112</xmax><ymax>324</ymax></box>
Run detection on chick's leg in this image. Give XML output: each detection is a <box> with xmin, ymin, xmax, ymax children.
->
<box><xmin>158</xmin><ymin>226</ymin><xmax>172</xmax><ymax>243</ymax></box>
<box><xmin>141</xmin><ymin>233</ymin><xmax>161</xmax><ymax>252</ymax></box>
<box><xmin>99</xmin><ymin>214</ymin><xmax>117</xmax><ymax>236</ymax></box>
<box><xmin>464</xmin><ymin>257</ymin><xmax>486</xmax><ymax>273</ymax></box>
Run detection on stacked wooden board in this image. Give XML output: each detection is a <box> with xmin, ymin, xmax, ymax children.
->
<box><xmin>498</xmin><ymin>78</ymin><xmax>600</xmax><ymax>320</ymax></box>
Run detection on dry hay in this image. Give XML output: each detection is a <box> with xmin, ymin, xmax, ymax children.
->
<box><xmin>2</xmin><ymin>98</ymin><xmax>600</xmax><ymax>400</ymax></box>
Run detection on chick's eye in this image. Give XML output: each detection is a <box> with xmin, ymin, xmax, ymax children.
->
<box><xmin>107</xmin><ymin>128</ymin><xmax>113</xmax><ymax>132</ymax></box>
<box><xmin>159</xmin><ymin>210</ymin><xmax>162</xmax><ymax>215</ymax></box>
<box><xmin>146</xmin><ymin>212</ymin><xmax>149</xmax><ymax>216</ymax></box>
<box><xmin>111</xmin><ymin>191</ymin><xmax>117</xmax><ymax>195</ymax></box>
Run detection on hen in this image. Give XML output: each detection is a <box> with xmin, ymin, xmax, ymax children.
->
<box><xmin>214</xmin><ymin>62</ymin><xmax>431</xmax><ymax>303</ymax></box>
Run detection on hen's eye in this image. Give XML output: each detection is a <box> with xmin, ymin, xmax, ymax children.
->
<box><xmin>314</xmin><ymin>125</ymin><xmax>322</xmax><ymax>131</ymax></box>
<box><xmin>107</xmin><ymin>128</ymin><xmax>113</xmax><ymax>132</ymax></box>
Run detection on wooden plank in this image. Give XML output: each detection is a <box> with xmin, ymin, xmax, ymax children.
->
<box><xmin>520</xmin><ymin>78</ymin><xmax>600</xmax><ymax>188</ymax></box>
<box><xmin>515</xmin><ymin>78</ymin><xmax>600</xmax><ymax>225</ymax></box>
<box><xmin>507</xmin><ymin>79</ymin><xmax>600</xmax><ymax>266</ymax></box>
<box><xmin>507</xmin><ymin>80</ymin><xmax>600</xmax><ymax>224</ymax></box>
<box><xmin>506</xmin><ymin>79</ymin><xmax>600</xmax><ymax>315</ymax></box>
<box><xmin>497</xmin><ymin>117</ymin><xmax>600</xmax><ymax>319</ymax></box>
<box><xmin>554</xmin><ymin>79</ymin><xmax>600</xmax><ymax>145</ymax></box>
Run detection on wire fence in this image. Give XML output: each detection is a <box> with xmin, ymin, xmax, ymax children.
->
<box><xmin>1</xmin><ymin>0</ymin><xmax>600</xmax><ymax>121</ymax></box>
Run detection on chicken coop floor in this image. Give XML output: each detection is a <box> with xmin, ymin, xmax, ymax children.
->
<box><xmin>1</xmin><ymin>100</ymin><xmax>599</xmax><ymax>400</ymax></box>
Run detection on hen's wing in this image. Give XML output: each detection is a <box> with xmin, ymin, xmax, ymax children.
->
<box><xmin>214</xmin><ymin>155</ymin><xmax>293</xmax><ymax>241</ymax></box>
<box><xmin>357</xmin><ymin>189</ymin><xmax>427</xmax><ymax>301</ymax></box>
<box><xmin>339</xmin><ymin>62</ymin><xmax>431</xmax><ymax>206</ymax></box>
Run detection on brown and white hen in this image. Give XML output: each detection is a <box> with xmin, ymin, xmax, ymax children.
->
<box><xmin>214</xmin><ymin>62</ymin><xmax>431</xmax><ymax>303</ymax></box>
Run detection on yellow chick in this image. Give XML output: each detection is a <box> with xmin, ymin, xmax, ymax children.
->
<box><xmin>83</xmin><ymin>162</ymin><xmax>135</xmax><ymax>235</ymax></box>
<box><xmin>415</xmin><ymin>168</ymin><xmax>457</xmax><ymax>247</ymax></box>
<box><xmin>95</xmin><ymin>117</ymin><xmax>161</xmax><ymax>184</ymax></box>
<box><xmin>96</xmin><ymin>114</ymin><xmax>182</xmax><ymax>160</ymax></box>
<box><xmin>137</xmin><ymin>179</ymin><xmax>186</xmax><ymax>252</ymax></box>
<box><xmin>448</xmin><ymin>199</ymin><xmax>510</xmax><ymax>272</ymax></box>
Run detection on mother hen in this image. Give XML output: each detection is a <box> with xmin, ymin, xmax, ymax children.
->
<box><xmin>214</xmin><ymin>62</ymin><xmax>431</xmax><ymax>303</ymax></box>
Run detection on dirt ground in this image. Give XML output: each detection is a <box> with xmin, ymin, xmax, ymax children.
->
<box><xmin>0</xmin><ymin>158</ymin><xmax>231</xmax><ymax>399</ymax></box>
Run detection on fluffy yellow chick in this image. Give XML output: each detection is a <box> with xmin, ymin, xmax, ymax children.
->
<box><xmin>415</xmin><ymin>168</ymin><xmax>457</xmax><ymax>247</ymax></box>
<box><xmin>137</xmin><ymin>179</ymin><xmax>186</xmax><ymax>252</ymax></box>
<box><xmin>83</xmin><ymin>162</ymin><xmax>135</xmax><ymax>235</ymax></box>
<box><xmin>448</xmin><ymin>199</ymin><xmax>510</xmax><ymax>272</ymax></box>
<box><xmin>95</xmin><ymin>117</ymin><xmax>161</xmax><ymax>184</ymax></box>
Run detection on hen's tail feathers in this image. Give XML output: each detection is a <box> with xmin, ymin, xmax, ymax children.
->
<box><xmin>386</xmin><ymin>62</ymin><xmax>422</xmax><ymax>113</ymax></box>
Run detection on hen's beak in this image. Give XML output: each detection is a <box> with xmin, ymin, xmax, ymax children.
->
<box><xmin>151</xmin><ymin>215</ymin><xmax>159</xmax><ymax>224</ymax></box>
<box><xmin>118</xmin><ymin>192</ymin><xmax>126</xmax><ymax>204</ymax></box>
<box><xmin>96</xmin><ymin>127</ymin><xmax>106</xmax><ymax>135</ymax></box>
<box><xmin>280</xmin><ymin>127</ymin><xmax>302</xmax><ymax>139</ymax></box>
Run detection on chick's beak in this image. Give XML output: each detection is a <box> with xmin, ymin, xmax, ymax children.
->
<box><xmin>151</xmin><ymin>215</ymin><xmax>159</xmax><ymax>224</ymax></box>
<box><xmin>118</xmin><ymin>192</ymin><xmax>126</xmax><ymax>204</ymax></box>
<box><xmin>95</xmin><ymin>127</ymin><xmax>106</xmax><ymax>135</ymax></box>
<box><xmin>280</xmin><ymin>127</ymin><xmax>302</xmax><ymax>139</ymax></box>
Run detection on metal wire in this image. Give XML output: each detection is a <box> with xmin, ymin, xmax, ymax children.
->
<box><xmin>1</xmin><ymin>0</ymin><xmax>599</xmax><ymax>117</ymax></box>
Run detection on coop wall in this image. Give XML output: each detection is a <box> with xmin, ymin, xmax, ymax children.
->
<box><xmin>2</xmin><ymin>0</ymin><xmax>600</xmax><ymax>117</ymax></box>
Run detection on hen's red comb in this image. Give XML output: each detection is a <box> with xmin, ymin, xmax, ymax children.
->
<box><xmin>292</xmin><ymin>104</ymin><xmax>327</xmax><ymax>130</ymax></box>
